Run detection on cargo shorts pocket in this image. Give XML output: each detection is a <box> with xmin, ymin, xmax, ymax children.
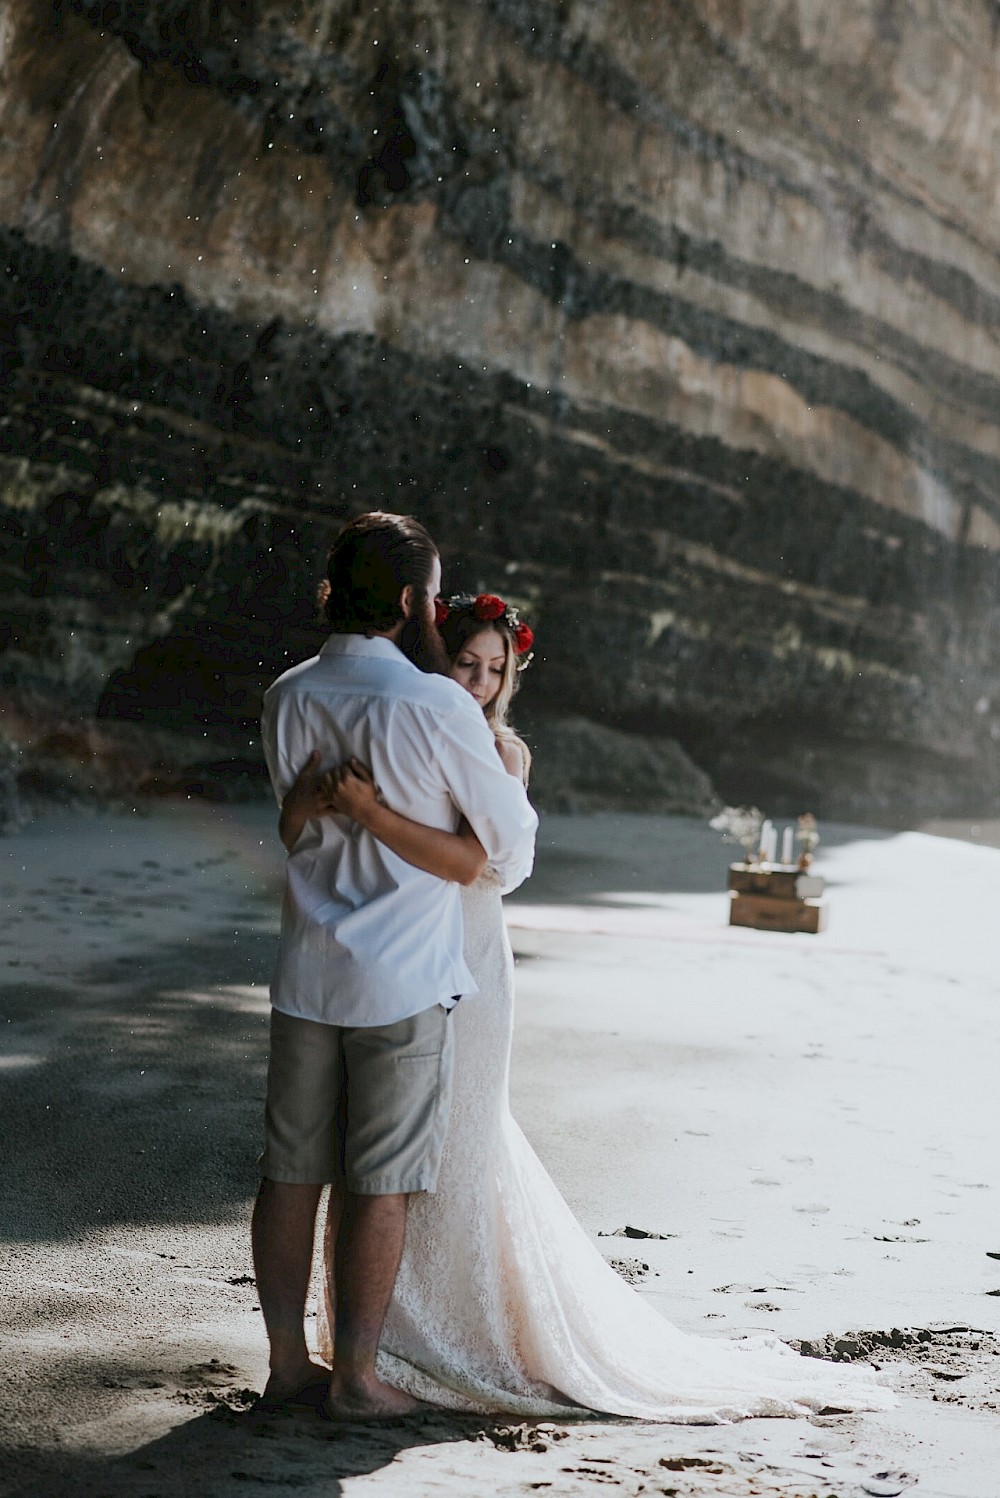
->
<box><xmin>342</xmin><ymin>1006</ymin><xmax>454</xmax><ymax>1194</ymax></box>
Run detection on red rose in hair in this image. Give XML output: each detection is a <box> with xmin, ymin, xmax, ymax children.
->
<box><xmin>513</xmin><ymin>621</ymin><xmax>534</xmax><ymax>654</ymax></box>
<box><xmin>473</xmin><ymin>593</ymin><xmax>506</xmax><ymax>621</ymax></box>
<box><xmin>434</xmin><ymin>597</ymin><xmax>450</xmax><ymax>625</ymax></box>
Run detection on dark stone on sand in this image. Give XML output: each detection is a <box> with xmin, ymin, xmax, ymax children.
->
<box><xmin>598</xmin><ymin>1225</ymin><xmax>675</xmax><ymax>1241</ymax></box>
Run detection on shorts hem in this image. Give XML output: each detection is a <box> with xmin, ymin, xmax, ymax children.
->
<box><xmin>345</xmin><ymin>1173</ymin><xmax>439</xmax><ymax>1196</ymax></box>
<box><xmin>260</xmin><ymin>1162</ymin><xmax>342</xmax><ymax>1186</ymax></box>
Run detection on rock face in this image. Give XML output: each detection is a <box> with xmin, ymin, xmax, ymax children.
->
<box><xmin>523</xmin><ymin>715</ymin><xmax>718</xmax><ymax>817</ymax></box>
<box><xmin>3</xmin><ymin>0</ymin><xmax>1000</xmax><ymax>816</ymax></box>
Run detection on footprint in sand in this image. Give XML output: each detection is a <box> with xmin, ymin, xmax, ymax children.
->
<box><xmin>176</xmin><ymin>1360</ymin><xmax>241</xmax><ymax>1388</ymax></box>
<box><xmin>605</xmin><ymin>1257</ymin><xmax>654</xmax><ymax>1286</ymax></box>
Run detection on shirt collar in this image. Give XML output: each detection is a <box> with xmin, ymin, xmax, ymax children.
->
<box><xmin>319</xmin><ymin>632</ymin><xmax>407</xmax><ymax>663</ymax></box>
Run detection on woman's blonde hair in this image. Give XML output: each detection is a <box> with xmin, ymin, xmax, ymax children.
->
<box><xmin>439</xmin><ymin>605</ymin><xmax>532</xmax><ymax>778</ymax></box>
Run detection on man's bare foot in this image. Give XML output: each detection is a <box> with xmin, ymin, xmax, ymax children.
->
<box><xmin>257</xmin><ymin>1359</ymin><xmax>331</xmax><ymax>1412</ymax></box>
<box><xmin>324</xmin><ymin>1372</ymin><xmax>429</xmax><ymax>1421</ymax></box>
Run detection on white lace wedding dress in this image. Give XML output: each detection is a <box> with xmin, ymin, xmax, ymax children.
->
<box><xmin>322</xmin><ymin>870</ymin><xmax>893</xmax><ymax>1422</ymax></box>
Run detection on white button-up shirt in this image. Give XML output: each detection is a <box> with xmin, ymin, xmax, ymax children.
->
<box><xmin>261</xmin><ymin>633</ymin><xmax>538</xmax><ymax>1027</ymax></box>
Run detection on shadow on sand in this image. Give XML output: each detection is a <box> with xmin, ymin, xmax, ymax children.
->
<box><xmin>4</xmin><ymin>1403</ymin><xmax>571</xmax><ymax>1498</ymax></box>
<box><xmin>0</xmin><ymin>923</ymin><xmax>276</xmax><ymax>1245</ymax></box>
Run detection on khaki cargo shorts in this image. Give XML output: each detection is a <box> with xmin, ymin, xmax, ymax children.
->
<box><xmin>261</xmin><ymin>1004</ymin><xmax>454</xmax><ymax>1194</ymax></box>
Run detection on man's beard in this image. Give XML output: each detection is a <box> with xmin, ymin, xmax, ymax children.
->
<box><xmin>399</xmin><ymin>610</ymin><xmax>451</xmax><ymax>675</ymax></box>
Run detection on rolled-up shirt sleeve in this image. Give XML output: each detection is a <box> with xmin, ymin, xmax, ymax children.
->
<box><xmin>434</xmin><ymin>694</ymin><xmax>538</xmax><ymax>894</ymax></box>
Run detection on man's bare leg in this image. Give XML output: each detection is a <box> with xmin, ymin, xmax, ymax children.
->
<box><xmin>252</xmin><ymin>1178</ymin><xmax>330</xmax><ymax>1402</ymax></box>
<box><xmin>325</xmin><ymin>1191</ymin><xmax>421</xmax><ymax>1418</ymax></box>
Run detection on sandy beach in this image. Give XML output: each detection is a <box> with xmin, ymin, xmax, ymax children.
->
<box><xmin>2</xmin><ymin>804</ymin><xmax>998</xmax><ymax>1497</ymax></box>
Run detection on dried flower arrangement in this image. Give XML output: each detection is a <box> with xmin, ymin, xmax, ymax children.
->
<box><xmin>709</xmin><ymin>806</ymin><xmax>764</xmax><ymax>864</ymax></box>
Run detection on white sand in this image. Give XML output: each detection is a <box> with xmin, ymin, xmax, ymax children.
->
<box><xmin>1</xmin><ymin>804</ymin><xmax>998</xmax><ymax>1497</ymax></box>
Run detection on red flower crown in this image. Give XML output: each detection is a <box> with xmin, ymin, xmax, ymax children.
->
<box><xmin>435</xmin><ymin>592</ymin><xmax>534</xmax><ymax>662</ymax></box>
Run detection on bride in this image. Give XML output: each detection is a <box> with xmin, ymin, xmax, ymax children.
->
<box><xmin>309</xmin><ymin>591</ymin><xmax>892</xmax><ymax>1422</ymax></box>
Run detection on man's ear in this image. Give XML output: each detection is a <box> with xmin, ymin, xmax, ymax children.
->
<box><xmin>399</xmin><ymin>583</ymin><xmax>416</xmax><ymax>620</ymax></box>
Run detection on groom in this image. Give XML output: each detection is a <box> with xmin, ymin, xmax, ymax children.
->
<box><xmin>254</xmin><ymin>511</ymin><xmax>537</xmax><ymax>1419</ymax></box>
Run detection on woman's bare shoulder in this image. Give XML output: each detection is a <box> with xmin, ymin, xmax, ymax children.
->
<box><xmin>497</xmin><ymin>734</ymin><xmax>530</xmax><ymax>783</ymax></box>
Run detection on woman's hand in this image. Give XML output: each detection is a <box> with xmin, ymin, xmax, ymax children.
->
<box><xmin>286</xmin><ymin>749</ymin><xmax>341</xmax><ymax>819</ymax></box>
<box><xmin>278</xmin><ymin>750</ymin><xmax>340</xmax><ymax>851</ymax></box>
<box><xmin>320</xmin><ymin>758</ymin><xmax>382</xmax><ymax>826</ymax></box>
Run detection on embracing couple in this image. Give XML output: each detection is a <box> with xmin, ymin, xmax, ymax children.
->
<box><xmin>252</xmin><ymin>510</ymin><xmax>893</xmax><ymax>1425</ymax></box>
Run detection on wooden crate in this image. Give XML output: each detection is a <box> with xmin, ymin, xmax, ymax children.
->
<box><xmin>729</xmin><ymin>891</ymin><xmax>828</xmax><ymax>934</ymax></box>
<box><xmin>727</xmin><ymin>864</ymin><xmax>825</xmax><ymax>899</ymax></box>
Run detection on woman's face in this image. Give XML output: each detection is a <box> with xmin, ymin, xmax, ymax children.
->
<box><xmin>451</xmin><ymin>628</ymin><xmax>507</xmax><ymax>710</ymax></box>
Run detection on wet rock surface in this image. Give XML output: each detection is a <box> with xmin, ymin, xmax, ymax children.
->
<box><xmin>4</xmin><ymin>2</ymin><xmax>1000</xmax><ymax>815</ymax></box>
<box><xmin>0</xmin><ymin>697</ymin><xmax>271</xmax><ymax>822</ymax></box>
<box><xmin>523</xmin><ymin>715</ymin><xmax>719</xmax><ymax>816</ymax></box>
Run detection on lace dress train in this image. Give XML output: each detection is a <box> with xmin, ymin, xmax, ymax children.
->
<box><xmin>322</xmin><ymin>872</ymin><xmax>893</xmax><ymax>1422</ymax></box>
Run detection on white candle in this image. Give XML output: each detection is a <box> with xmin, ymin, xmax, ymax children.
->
<box><xmin>781</xmin><ymin>826</ymin><xmax>793</xmax><ymax>865</ymax></box>
<box><xmin>767</xmin><ymin>826</ymin><xmax>778</xmax><ymax>863</ymax></box>
<box><xmin>759</xmin><ymin>820</ymin><xmax>773</xmax><ymax>862</ymax></box>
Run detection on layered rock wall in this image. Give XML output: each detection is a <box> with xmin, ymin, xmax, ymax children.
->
<box><xmin>4</xmin><ymin>0</ymin><xmax>1000</xmax><ymax>814</ymax></box>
